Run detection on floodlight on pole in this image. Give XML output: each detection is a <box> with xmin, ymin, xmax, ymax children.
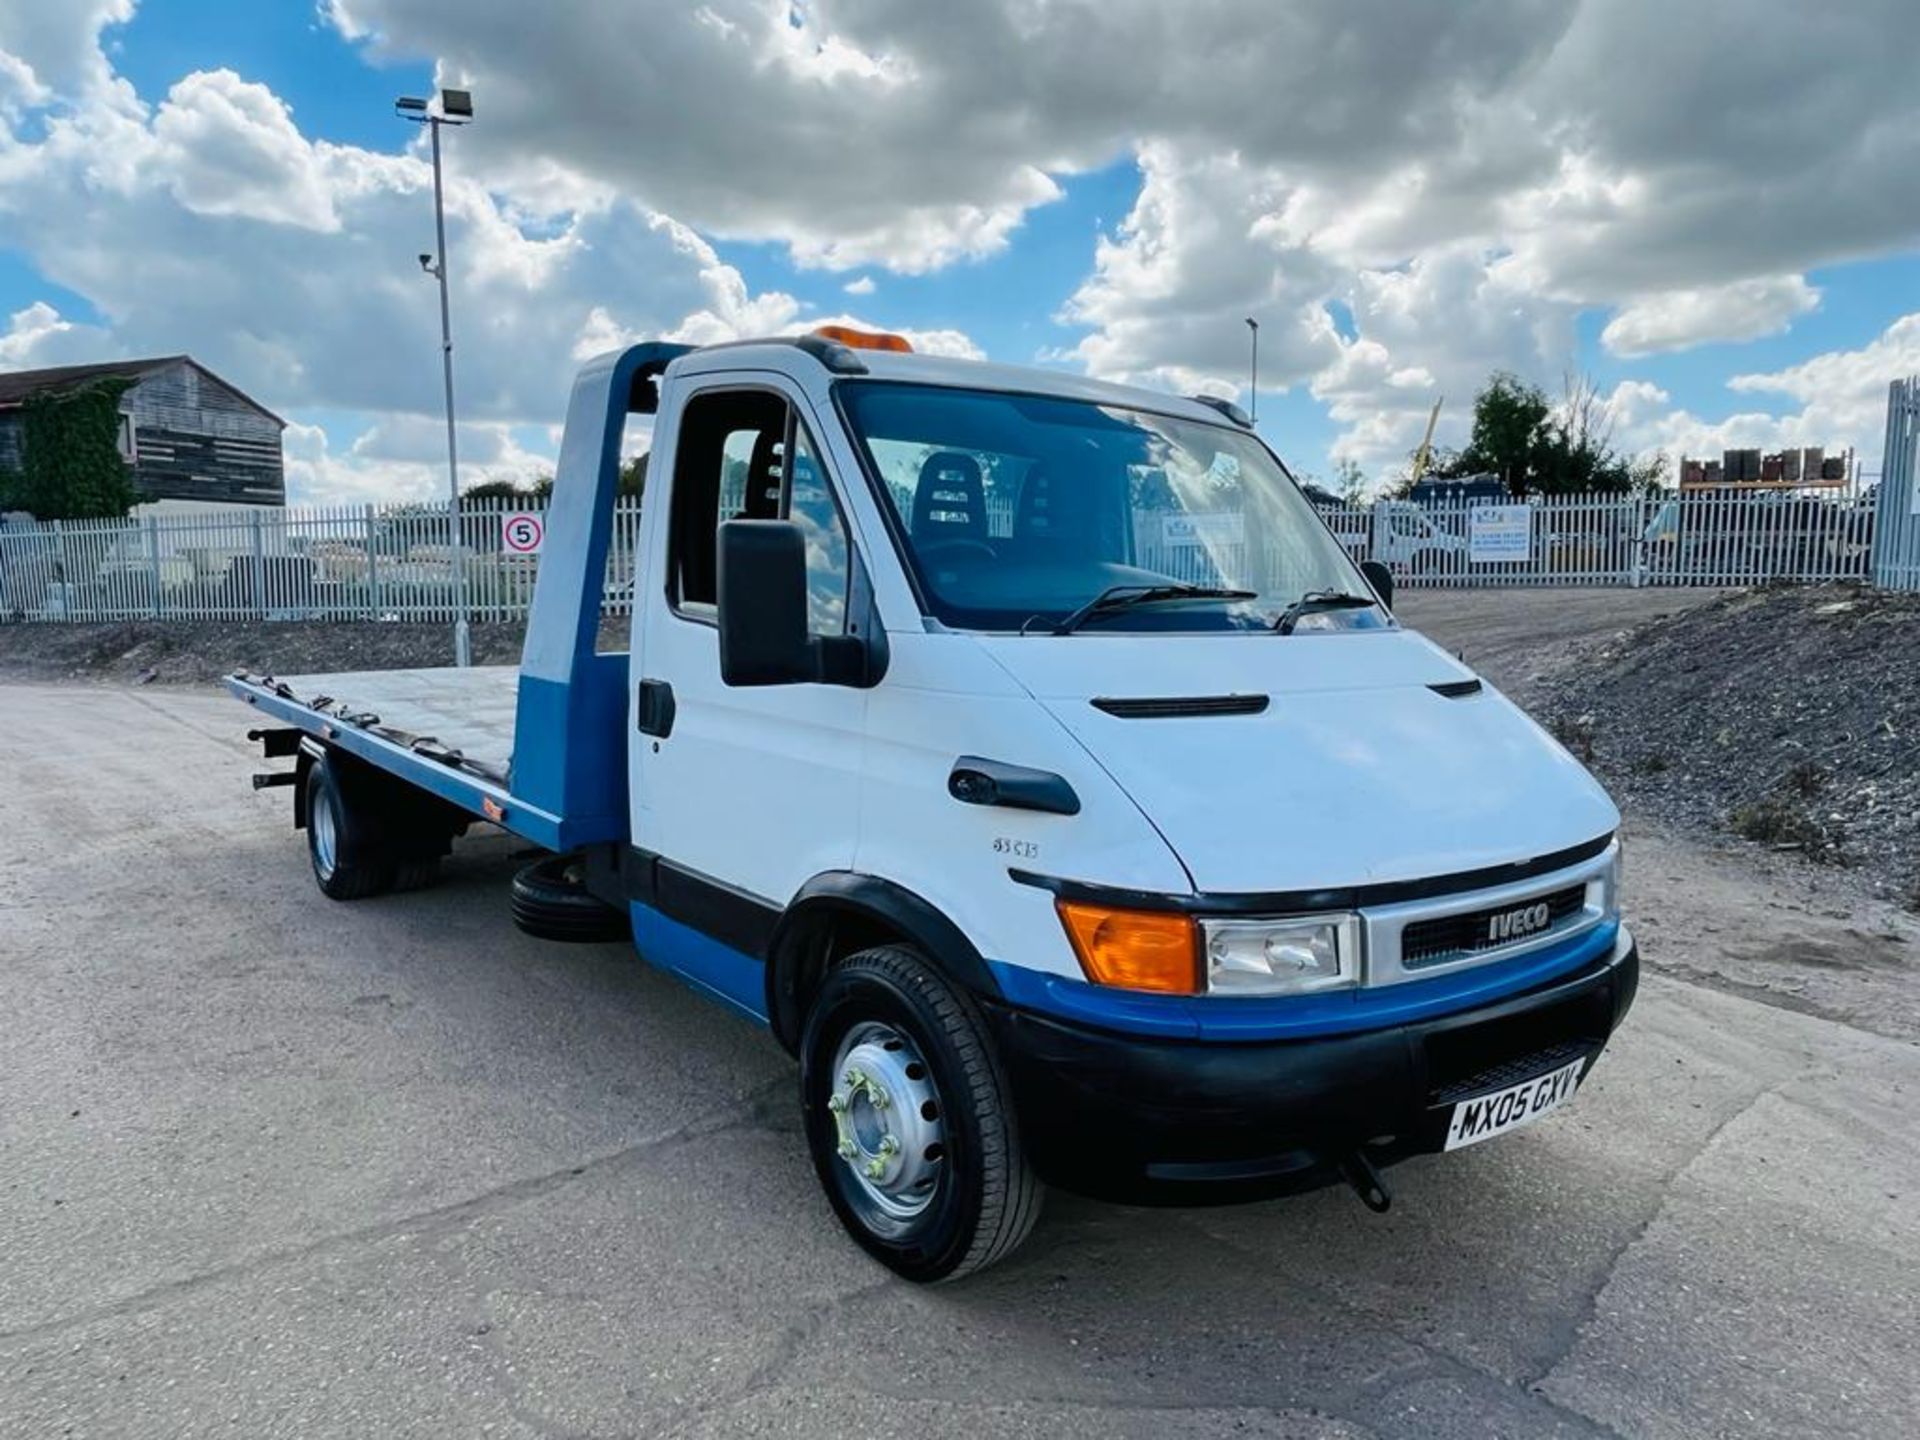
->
<box><xmin>1244</xmin><ymin>317</ymin><xmax>1260</xmax><ymax>425</ymax></box>
<box><xmin>396</xmin><ymin>89</ymin><xmax>475</xmax><ymax>666</ymax></box>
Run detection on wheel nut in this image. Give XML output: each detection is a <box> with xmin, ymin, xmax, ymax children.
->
<box><xmin>877</xmin><ymin>1134</ymin><xmax>900</xmax><ymax>1157</ymax></box>
<box><xmin>864</xmin><ymin>1157</ymin><xmax>888</xmax><ymax>1179</ymax></box>
<box><xmin>827</xmin><ymin>1094</ymin><xmax>846</xmax><ymax>1114</ymax></box>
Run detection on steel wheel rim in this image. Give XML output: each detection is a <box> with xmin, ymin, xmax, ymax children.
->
<box><xmin>311</xmin><ymin>787</ymin><xmax>339</xmax><ymax>877</ymax></box>
<box><xmin>826</xmin><ymin>1020</ymin><xmax>947</xmax><ymax>1235</ymax></box>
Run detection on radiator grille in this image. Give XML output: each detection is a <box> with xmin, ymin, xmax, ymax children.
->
<box><xmin>1400</xmin><ymin>884</ymin><xmax>1587</xmax><ymax>969</ymax></box>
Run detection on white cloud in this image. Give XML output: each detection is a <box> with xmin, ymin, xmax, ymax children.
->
<box><xmin>1605</xmin><ymin>312</ymin><xmax>1920</xmax><ymax>477</ymax></box>
<box><xmin>1728</xmin><ymin>313</ymin><xmax>1920</xmax><ymax>415</ymax></box>
<box><xmin>150</xmin><ymin>69</ymin><xmax>340</xmax><ymax>231</ymax></box>
<box><xmin>1061</xmin><ymin>145</ymin><xmax>1342</xmax><ymax>397</ymax></box>
<box><xmin>323</xmin><ymin>0</ymin><xmax>1076</xmax><ymax>272</ymax></box>
<box><xmin>842</xmin><ymin>275</ymin><xmax>875</xmax><ymax>296</ymax></box>
<box><xmin>0</xmin><ymin>9</ymin><xmax>838</xmax><ymax>501</ymax></box>
<box><xmin>8</xmin><ymin>0</ymin><xmax>1920</xmax><ymax>497</ymax></box>
<box><xmin>1602</xmin><ymin>276</ymin><xmax>1821</xmax><ymax>357</ymax></box>
<box><xmin>0</xmin><ymin>299</ymin><xmax>112</xmax><ymax>367</ymax></box>
<box><xmin>0</xmin><ymin>0</ymin><xmax>133</xmax><ymax>104</ymax></box>
<box><xmin>285</xmin><ymin>415</ymin><xmax>555</xmax><ymax>507</ymax></box>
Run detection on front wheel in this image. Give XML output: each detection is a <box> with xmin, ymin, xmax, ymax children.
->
<box><xmin>800</xmin><ymin>945</ymin><xmax>1043</xmax><ymax>1282</ymax></box>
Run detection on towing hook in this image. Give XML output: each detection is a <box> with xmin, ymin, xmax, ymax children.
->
<box><xmin>1339</xmin><ymin>1149</ymin><xmax>1393</xmax><ymax>1214</ymax></box>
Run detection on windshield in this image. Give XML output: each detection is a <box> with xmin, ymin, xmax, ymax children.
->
<box><xmin>839</xmin><ymin>381</ymin><xmax>1380</xmax><ymax>632</ymax></box>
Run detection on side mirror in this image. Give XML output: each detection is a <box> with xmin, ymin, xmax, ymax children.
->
<box><xmin>1360</xmin><ymin>558</ymin><xmax>1394</xmax><ymax>611</ymax></box>
<box><xmin>717</xmin><ymin>520</ymin><xmax>815</xmax><ymax>686</ymax></box>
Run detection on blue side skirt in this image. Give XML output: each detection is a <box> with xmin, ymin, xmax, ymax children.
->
<box><xmin>629</xmin><ymin>902</ymin><xmax>769</xmax><ymax>1024</ymax></box>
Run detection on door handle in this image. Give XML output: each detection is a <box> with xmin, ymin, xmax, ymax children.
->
<box><xmin>637</xmin><ymin>678</ymin><xmax>675</xmax><ymax>738</ymax></box>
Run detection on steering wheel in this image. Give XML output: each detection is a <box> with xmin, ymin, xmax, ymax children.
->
<box><xmin>918</xmin><ymin>537</ymin><xmax>998</xmax><ymax>563</ymax></box>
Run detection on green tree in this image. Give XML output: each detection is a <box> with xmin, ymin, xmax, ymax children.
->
<box><xmin>463</xmin><ymin>454</ymin><xmax>640</xmax><ymax>506</ymax></box>
<box><xmin>1333</xmin><ymin>457</ymin><xmax>1369</xmax><ymax>504</ymax></box>
<box><xmin>1443</xmin><ymin>372</ymin><xmax>1551</xmax><ymax>493</ymax></box>
<box><xmin>461</xmin><ymin>477</ymin><xmax>529</xmax><ymax>502</ymax></box>
<box><xmin>1438</xmin><ymin>371</ymin><xmax>1656</xmax><ymax>497</ymax></box>
<box><xmin>16</xmin><ymin>379</ymin><xmax>138</xmax><ymax>519</ymax></box>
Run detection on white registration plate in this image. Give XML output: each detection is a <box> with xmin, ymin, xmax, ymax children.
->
<box><xmin>1444</xmin><ymin>1057</ymin><xmax>1585</xmax><ymax>1151</ymax></box>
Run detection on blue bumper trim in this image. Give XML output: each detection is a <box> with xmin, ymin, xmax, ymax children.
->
<box><xmin>987</xmin><ymin>920</ymin><xmax>1621</xmax><ymax>1041</ymax></box>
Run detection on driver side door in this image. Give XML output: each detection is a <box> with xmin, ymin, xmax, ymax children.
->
<box><xmin>629</xmin><ymin>380</ymin><xmax>866</xmax><ymax>1017</ymax></box>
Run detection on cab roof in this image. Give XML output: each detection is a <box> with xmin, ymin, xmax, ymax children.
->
<box><xmin>667</xmin><ymin>337</ymin><xmax>1240</xmax><ymax>429</ymax></box>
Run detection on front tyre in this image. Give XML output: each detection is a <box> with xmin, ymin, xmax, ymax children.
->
<box><xmin>800</xmin><ymin>945</ymin><xmax>1043</xmax><ymax>1282</ymax></box>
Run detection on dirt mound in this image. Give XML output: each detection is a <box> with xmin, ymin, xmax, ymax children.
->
<box><xmin>0</xmin><ymin>618</ymin><xmax>534</xmax><ymax>686</ymax></box>
<box><xmin>1539</xmin><ymin>583</ymin><xmax>1920</xmax><ymax>906</ymax></box>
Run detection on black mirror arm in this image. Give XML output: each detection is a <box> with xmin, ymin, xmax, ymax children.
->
<box><xmin>1360</xmin><ymin>558</ymin><xmax>1395</xmax><ymax>612</ymax></box>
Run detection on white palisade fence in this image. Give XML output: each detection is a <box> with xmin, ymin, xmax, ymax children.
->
<box><xmin>0</xmin><ymin>482</ymin><xmax>1900</xmax><ymax>627</ymax></box>
<box><xmin>0</xmin><ymin>497</ymin><xmax>643</xmax><ymax>624</ymax></box>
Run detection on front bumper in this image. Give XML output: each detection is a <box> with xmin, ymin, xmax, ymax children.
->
<box><xmin>983</xmin><ymin>928</ymin><xmax>1639</xmax><ymax>1205</ymax></box>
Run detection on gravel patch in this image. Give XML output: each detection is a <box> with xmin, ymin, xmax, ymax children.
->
<box><xmin>0</xmin><ymin>617</ymin><xmax>643</xmax><ymax>685</ymax></box>
<box><xmin>1535</xmin><ymin>583</ymin><xmax>1920</xmax><ymax>908</ymax></box>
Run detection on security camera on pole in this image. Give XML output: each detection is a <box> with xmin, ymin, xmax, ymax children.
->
<box><xmin>395</xmin><ymin>88</ymin><xmax>475</xmax><ymax>667</ymax></box>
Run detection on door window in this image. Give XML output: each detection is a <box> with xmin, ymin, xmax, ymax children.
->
<box><xmin>666</xmin><ymin>389</ymin><xmax>850</xmax><ymax>635</ymax></box>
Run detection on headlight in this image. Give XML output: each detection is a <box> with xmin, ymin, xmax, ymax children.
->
<box><xmin>1200</xmin><ymin>915</ymin><xmax>1361</xmax><ymax>995</ymax></box>
<box><xmin>1601</xmin><ymin>840</ymin><xmax>1622</xmax><ymax>918</ymax></box>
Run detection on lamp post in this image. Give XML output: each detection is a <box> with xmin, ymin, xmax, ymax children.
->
<box><xmin>1244</xmin><ymin>317</ymin><xmax>1259</xmax><ymax>425</ymax></box>
<box><xmin>396</xmin><ymin>88</ymin><xmax>475</xmax><ymax>667</ymax></box>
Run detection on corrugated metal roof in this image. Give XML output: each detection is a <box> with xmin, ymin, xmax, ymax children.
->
<box><xmin>0</xmin><ymin>356</ymin><xmax>184</xmax><ymax>407</ymax></box>
<box><xmin>0</xmin><ymin>355</ymin><xmax>285</xmax><ymax>427</ymax></box>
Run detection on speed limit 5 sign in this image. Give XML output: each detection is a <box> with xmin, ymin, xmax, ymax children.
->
<box><xmin>501</xmin><ymin>512</ymin><xmax>545</xmax><ymax>555</ymax></box>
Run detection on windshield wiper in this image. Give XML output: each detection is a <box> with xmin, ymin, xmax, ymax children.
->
<box><xmin>1043</xmin><ymin>583</ymin><xmax>1258</xmax><ymax>636</ymax></box>
<box><xmin>1271</xmin><ymin>589</ymin><xmax>1377</xmax><ymax>635</ymax></box>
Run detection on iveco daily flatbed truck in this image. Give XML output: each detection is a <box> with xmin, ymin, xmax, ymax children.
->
<box><xmin>230</xmin><ymin>329</ymin><xmax>1638</xmax><ymax>1281</ymax></box>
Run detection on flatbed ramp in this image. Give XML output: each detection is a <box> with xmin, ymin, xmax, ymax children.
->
<box><xmin>227</xmin><ymin>664</ymin><xmax>585</xmax><ymax>850</ymax></box>
<box><xmin>272</xmin><ymin>666</ymin><xmax>520</xmax><ymax>777</ymax></box>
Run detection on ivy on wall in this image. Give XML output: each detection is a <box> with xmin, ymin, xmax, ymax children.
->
<box><xmin>13</xmin><ymin>378</ymin><xmax>139</xmax><ymax>520</ymax></box>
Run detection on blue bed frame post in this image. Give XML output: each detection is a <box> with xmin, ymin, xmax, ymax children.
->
<box><xmin>511</xmin><ymin>343</ymin><xmax>692</xmax><ymax>850</ymax></box>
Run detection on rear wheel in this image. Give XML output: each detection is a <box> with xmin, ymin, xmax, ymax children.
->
<box><xmin>305</xmin><ymin>754</ymin><xmax>395</xmax><ymax>900</ymax></box>
<box><xmin>800</xmin><ymin>945</ymin><xmax>1042</xmax><ymax>1282</ymax></box>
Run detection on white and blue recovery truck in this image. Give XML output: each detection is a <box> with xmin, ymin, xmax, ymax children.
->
<box><xmin>230</xmin><ymin>330</ymin><xmax>1638</xmax><ymax>1281</ymax></box>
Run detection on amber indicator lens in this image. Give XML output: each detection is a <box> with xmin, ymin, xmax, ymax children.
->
<box><xmin>1057</xmin><ymin>902</ymin><xmax>1199</xmax><ymax>994</ymax></box>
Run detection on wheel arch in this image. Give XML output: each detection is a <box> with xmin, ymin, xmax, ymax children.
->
<box><xmin>765</xmin><ymin>872</ymin><xmax>1000</xmax><ymax>1054</ymax></box>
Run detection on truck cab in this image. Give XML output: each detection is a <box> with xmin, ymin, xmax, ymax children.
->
<box><xmin>232</xmin><ymin>330</ymin><xmax>1637</xmax><ymax>1282</ymax></box>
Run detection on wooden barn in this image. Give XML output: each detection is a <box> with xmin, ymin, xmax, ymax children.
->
<box><xmin>0</xmin><ymin>356</ymin><xmax>286</xmax><ymax>510</ymax></box>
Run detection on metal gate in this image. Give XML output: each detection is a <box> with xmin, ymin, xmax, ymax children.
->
<box><xmin>1872</xmin><ymin>376</ymin><xmax>1920</xmax><ymax>592</ymax></box>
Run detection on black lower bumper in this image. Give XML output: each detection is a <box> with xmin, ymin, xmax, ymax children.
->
<box><xmin>983</xmin><ymin>935</ymin><xmax>1639</xmax><ymax>1206</ymax></box>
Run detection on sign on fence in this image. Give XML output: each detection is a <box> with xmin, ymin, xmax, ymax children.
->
<box><xmin>1468</xmin><ymin>504</ymin><xmax>1533</xmax><ymax>562</ymax></box>
<box><xmin>501</xmin><ymin>512</ymin><xmax>545</xmax><ymax>555</ymax></box>
<box><xmin>1161</xmin><ymin>512</ymin><xmax>1245</xmax><ymax>547</ymax></box>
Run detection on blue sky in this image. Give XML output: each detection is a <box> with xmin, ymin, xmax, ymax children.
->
<box><xmin>3</xmin><ymin>1</ymin><xmax>1918</xmax><ymax>502</ymax></box>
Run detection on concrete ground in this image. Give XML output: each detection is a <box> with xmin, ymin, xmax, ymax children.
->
<box><xmin>3</xmin><ymin>591</ymin><xmax>1916</xmax><ymax>1439</ymax></box>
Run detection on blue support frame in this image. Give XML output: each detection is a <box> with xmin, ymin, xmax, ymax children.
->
<box><xmin>231</xmin><ymin>344</ymin><xmax>694</xmax><ymax>858</ymax></box>
<box><xmin>511</xmin><ymin>344</ymin><xmax>693</xmax><ymax>849</ymax></box>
